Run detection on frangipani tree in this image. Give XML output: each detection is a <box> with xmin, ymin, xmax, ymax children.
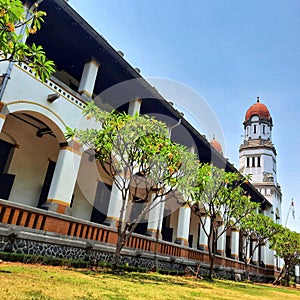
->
<box><xmin>240</xmin><ymin>212</ymin><xmax>282</xmax><ymax>279</ymax></box>
<box><xmin>67</xmin><ymin>102</ymin><xmax>198</xmax><ymax>268</ymax></box>
<box><xmin>189</xmin><ymin>163</ymin><xmax>259</xmax><ymax>280</ymax></box>
<box><xmin>0</xmin><ymin>0</ymin><xmax>54</xmax><ymax>81</ymax></box>
<box><xmin>270</xmin><ymin>227</ymin><xmax>300</xmax><ymax>286</ymax></box>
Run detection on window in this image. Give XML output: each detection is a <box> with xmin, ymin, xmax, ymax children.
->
<box><xmin>252</xmin><ymin>157</ymin><xmax>255</xmax><ymax>167</ymax></box>
<box><xmin>253</xmin><ymin>125</ymin><xmax>257</xmax><ymax>134</ymax></box>
<box><xmin>257</xmin><ymin>156</ymin><xmax>261</xmax><ymax>167</ymax></box>
<box><xmin>263</xmin><ymin>125</ymin><xmax>265</xmax><ymax>134</ymax></box>
<box><xmin>246</xmin><ymin>157</ymin><xmax>250</xmax><ymax>167</ymax></box>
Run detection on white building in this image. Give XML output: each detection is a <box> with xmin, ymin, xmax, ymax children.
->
<box><xmin>239</xmin><ymin>97</ymin><xmax>282</xmax><ymax>269</ymax></box>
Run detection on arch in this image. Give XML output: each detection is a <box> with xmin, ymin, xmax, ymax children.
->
<box><xmin>4</xmin><ymin>101</ymin><xmax>67</xmax><ymax>143</ymax></box>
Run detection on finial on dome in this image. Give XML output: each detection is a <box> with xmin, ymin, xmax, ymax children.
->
<box><xmin>257</xmin><ymin>96</ymin><xmax>260</xmax><ymax>103</ymax></box>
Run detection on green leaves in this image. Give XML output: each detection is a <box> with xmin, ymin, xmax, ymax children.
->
<box><xmin>0</xmin><ymin>0</ymin><xmax>54</xmax><ymax>81</ymax></box>
<box><xmin>71</xmin><ymin>103</ymin><xmax>198</xmax><ymax>196</ymax></box>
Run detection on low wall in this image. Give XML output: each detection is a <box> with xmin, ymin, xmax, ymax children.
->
<box><xmin>0</xmin><ymin>199</ymin><xmax>275</xmax><ymax>281</ymax></box>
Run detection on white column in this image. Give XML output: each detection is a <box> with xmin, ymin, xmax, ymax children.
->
<box><xmin>264</xmin><ymin>241</ymin><xmax>275</xmax><ymax>269</ymax></box>
<box><xmin>295</xmin><ymin>265</ymin><xmax>300</xmax><ymax>284</ymax></box>
<box><xmin>242</xmin><ymin>235</ymin><xmax>250</xmax><ymax>262</ymax></box>
<box><xmin>0</xmin><ymin>114</ymin><xmax>6</xmax><ymax>131</ymax></box>
<box><xmin>46</xmin><ymin>140</ymin><xmax>82</xmax><ymax>214</ymax></box>
<box><xmin>103</xmin><ymin>180</ymin><xmax>125</xmax><ymax>227</ymax></box>
<box><xmin>78</xmin><ymin>59</ymin><xmax>100</xmax><ymax>98</ymax></box>
<box><xmin>217</xmin><ymin>223</ymin><xmax>226</xmax><ymax>256</ymax></box>
<box><xmin>252</xmin><ymin>240</ymin><xmax>259</xmax><ymax>265</ymax></box>
<box><xmin>146</xmin><ymin>195</ymin><xmax>165</xmax><ymax>238</ymax></box>
<box><xmin>174</xmin><ymin>204</ymin><xmax>191</xmax><ymax>246</ymax></box>
<box><xmin>128</xmin><ymin>99</ymin><xmax>142</xmax><ymax>116</ymax></box>
<box><xmin>260</xmin><ymin>244</ymin><xmax>266</xmax><ymax>267</ymax></box>
<box><xmin>199</xmin><ymin>215</ymin><xmax>210</xmax><ymax>251</ymax></box>
<box><xmin>231</xmin><ymin>229</ymin><xmax>239</xmax><ymax>260</ymax></box>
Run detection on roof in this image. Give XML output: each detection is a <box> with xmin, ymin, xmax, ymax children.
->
<box><xmin>245</xmin><ymin>97</ymin><xmax>271</xmax><ymax>122</ymax></box>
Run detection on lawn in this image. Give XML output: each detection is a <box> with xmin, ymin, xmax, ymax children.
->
<box><xmin>0</xmin><ymin>262</ymin><xmax>299</xmax><ymax>300</ymax></box>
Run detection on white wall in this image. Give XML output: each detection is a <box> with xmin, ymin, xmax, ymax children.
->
<box><xmin>1</xmin><ymin>114</ymin><xmax>59</xmax><ymax>207</ymax></box>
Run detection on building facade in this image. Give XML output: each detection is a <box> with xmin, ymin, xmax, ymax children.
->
<box><xmin>0</xmin><ymin>0</ymin><xmax>281</xmax><ymax>280</ymax></box>
<box><xmin>239</xmin><ymin>97</ymin><xmax>282</xmax><ymax>269</ymax></box>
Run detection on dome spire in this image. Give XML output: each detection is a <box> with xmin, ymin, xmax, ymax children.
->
<box><xmin>257</xmin><ymin>96</ymin><xmax>260</xmax><ymax>103</ymax></box>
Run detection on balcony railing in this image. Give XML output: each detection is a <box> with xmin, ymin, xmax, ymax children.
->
<box><xmin>16</xmin><ymin>62</ymin><xmax>86</xmax><ymax>110</ymax></box>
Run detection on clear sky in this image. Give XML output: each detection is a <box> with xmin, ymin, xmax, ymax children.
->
<box><xmin>69</xmin><ymin>0</ymin><xmax>300</xmax><ymax>232</ymax></box>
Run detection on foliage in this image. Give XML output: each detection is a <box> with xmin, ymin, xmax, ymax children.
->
<box><xmin>0</xmin><ymin>0</ymin><xmax>55</xmax><ymax>81</ymax></box>
<box><xmin>239</xmin><ymin>212</ymin><xmax>282</xmax><ymax>278</ymax></box>
<box><xmin>189</xmin><ymin>163</ymin><xmax>259</xmax><ymax>279</ymax></box>
<box><xmin>67</xmin><ymin>102</ymin><xmax>198</xmax><ymax>268</ymax></box>
<box><xmin>270</xmin><ymin>227</ymin><xmax>300</xmax><ymax>285</ymax></box>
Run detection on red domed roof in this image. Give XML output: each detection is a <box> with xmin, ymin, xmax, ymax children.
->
<box><xmin>245</xmin><ymin>97</ymin><xmax>270</xmax><ymax>122</ymax></box>
<box><xmin>210</xmin><ymin>137</ymin><xmax>223</xmax><ymax>153</ymax></box>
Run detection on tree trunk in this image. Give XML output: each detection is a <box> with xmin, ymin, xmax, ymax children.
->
<box><xmin>112</xmin><ymin>239</ymin><xmax>123</xmax><ymax>271</ymax></box>
<box><xmin>273</xmin><ymin>266</ymin><xmax>286</xmax><ymax>285</ymax></box>
<box><xmin>208</xmin><ymin>254</ymin><xmax>215</xmax><ymax>280</ymax></box>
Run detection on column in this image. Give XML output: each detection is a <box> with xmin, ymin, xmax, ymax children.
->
<box><xmin>295</xmin><ymin>265</ymin><xmax>300</xmax><ymax>284</ymax></box>
<box><xmin>260</xmin><ymin>244</ymin><xmax>266</xmax><ymax>267</ymax></box>
<box><xmin>0</xmin><ymin>114</ymin><xmax>6</xmax><ymax>131</ymax></box>
<box><xmin>103</xmin><ymin>180</ymin><xmax>125</xmax><ymax>227</ymax></box>
<box><xmin>264</xmin><ymin>242</ymin><xmax>275</xmax><ymax>269</ymax></box>
<box><xmin>216</xmin><ymin>223</ymin><xmax>226</xmax><ymax>256</ymax></box>
<box><xmin>44</xmin><ymin>140</ymin><xmax>82</xmax><ymax>214</ymax></box>
<box><xmin>174</xmin><ymin>204</ymin><xmax>191</xmax><ymax>246</ymax></box>
<box><xmin>231</xmin><ymin>229</ymin><xmax>239</xmax><ymax>260</ymax></box>
<box><xmin>198</xmin><ymin>215</ymin><xmax>210</xmax><ymax>251</ymax></box>
<box><xmin>146</xmin><ymin>195</ymin><xmax>165</xmax><ymax>238</ymax></box>
<box><xmin>78</xmin><ymin>59</ymin><xmax>100</xmax><ymax>99</ymax></box>
<box><xmin>128</xmin><ymin>98</ymin><xmax>142</xmax><ymax>116</ymax></box>
<box><xmin>252</xmin><ymin>240</ymin><xmax>258</xmax><ymax>265</ymax></box>
<box><xmin>242</xmin><ymin>235</ymin><xmax>251</xmax><ymax>262</ymax></box>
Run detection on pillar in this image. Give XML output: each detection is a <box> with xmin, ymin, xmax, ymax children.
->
<box><xmin>146</xmin><ymin>195</ymin><xmax>165</xmax><ymax>238</ymax></box>
<box><xmin>295</xmin><ymin>265</ymin><xmax>300</xmax><ymax>284</ymax></box>
<box><xmin>264</xmin><ymin>242</ymin><xmax>275</xmax><ymax>270</ymax></box>
<box><xmin>198</xmin><ymin>215</ymin><xmax>210</xmax><ymax>251</ymax></box>
<box><xmin>0</xmin><ymin>114</ymin><xmax>6</xmax><ymax>131</ymax></box>
<box><xmin>44</xmin><ymin>140</ymin><xmax>82</xmax><ymax>214</ymax></box>
<box><xmin>241</xmin><ymin>235</ymin><xmax>250</xmax><ymax>262</ymax></box>
<box><xmin>260</xmin><ymin>244</ymin><xmax>266</xmax><ymax>267</ymax></box>
<box><xmin>216</xmin><ymin>223</ymin><xmax>226</xmax><ymax>256</ymax></box>
<box><xmin>174</xmin><ymin>204</ymin><xmax>191</xmax><ymax>246</ymax></box>
<box><xmin>78</xmin><ymin>59</ymin><xmax>100</xmax><ymax>99</ymax></box>
<box><xmin>128</xmin><ymin>98</ymin><xmax>142</xmax><ymax>116</ymax></box>
<box><xmin>103</xmin><ymin>179</ymin><xmax>126</xmax><ymax>227</ymax></box>
<box><xmin>231</xmin><ymin>229</ymin><xmax>239</xmax><ymax>260</ymax></box>
<box><xmin>252</xmin><ymin>240</ymin><xmax>258</xmax><ymax>265</ymax></box>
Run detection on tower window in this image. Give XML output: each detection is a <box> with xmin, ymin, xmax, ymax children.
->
<box><xmin>246</xmin><ymin>157</ymin><xmax>250</xmax><ymax>167</ymax></box>
<box><xmin>252</xmin><ymin>157</ymin><xmax>255</xmax><ymax>167</ymax></box>
<box><xmin>253</xmin><ymin>125</ymin><xmax>257</xmax><ymax>134</ymax></box>
<box><xmin>263</xmin><ymin>125</ymin><xmax>265</xmax><ymax>134</ymax></box>
<box><xmin>257</xmin><ymin>156</ymin><xmax>261</xmax><ymax>167</ymax></box>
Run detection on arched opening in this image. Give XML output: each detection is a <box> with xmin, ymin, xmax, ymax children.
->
<box><xmin>0</xmin><ymin>110</ymin><xmax>65</xmax><ymax>208</ymax></box>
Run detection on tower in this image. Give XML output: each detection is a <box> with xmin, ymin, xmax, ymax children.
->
<box><xmin>239</xmin><ymin>97</ymin><xmax>282</xmax><ymax>222</ymax></box>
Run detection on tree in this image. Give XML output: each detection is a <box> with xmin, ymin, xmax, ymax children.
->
<box><xmin>67</xmin><ymin>102</ymin><xmax>197</xmax><ymax>269</ymax></box>
<box><xmin>240</xmin><ymin>212</ymin><xmax>282</xmax><ymax>279</ymax></box>
<box><xmin>0</xmin><ymin>0</ymin><xmax>54</xmax><ymax>81</ymax></box>
<box><xmin>189</xmin><ymin>164</ymin><xmax>259</xmax><ymax>280</ymax></box>
<box><xmin>270</xmin><ymin>227</ymin><xmax>300</xmax><ymax>286</ymax></box>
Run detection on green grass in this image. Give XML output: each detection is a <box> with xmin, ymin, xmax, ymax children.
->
<box><xmin>0</xmin><ymin>262</ymin><xmax>299</xmax><ymax>300</ymax></box>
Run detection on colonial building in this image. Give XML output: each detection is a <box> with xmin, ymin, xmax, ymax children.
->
<box><xmin>0</xmin><ymin>0</ymin><xmax>280</xmax><ymax>280</ymax></box>
<box><xmin>239</xmin><ymin>97</ymin><xmax>282</xmax><ymax>269</ymax></box>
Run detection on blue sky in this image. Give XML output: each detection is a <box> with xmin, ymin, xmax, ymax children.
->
<box><xmin>69</xmin><ymin>0</ymin><xmax>300</xmax><ymax>232</ymax></box>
